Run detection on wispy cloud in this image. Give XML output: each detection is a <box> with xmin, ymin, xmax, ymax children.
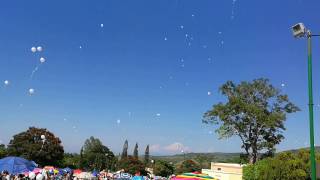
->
<box><xmin>150</xmin><ymin>144</ymin><xmax>161</xmax><ymax>152</ymax></box>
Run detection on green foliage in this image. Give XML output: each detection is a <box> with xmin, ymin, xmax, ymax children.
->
<box><xmin>80</xmin><ymin>136</ymin><xmax>116</xmax><ymax>171</ymax></box>
<box><xmin>0</xmin><ymin>144</ymin><xmax>8</xmax><ymax>159</ymax></box>
<box><xmin>154</xmin><ymin>160</ymin><xmax>174</xmax><ymax>177</ymax></box>
<box><xmin>121</xmin><ymin>140</ymin><xmax>128</xmax><ymax>160</ymax></box>
<box><xmin>144</xmin><ymin>145</ymin><xmax>150</xmax><ymax>165</ymax></box>
<box><xmin>7</xmin><ymin>127</ymin><xmax>64</xmax><ymax>166</ymax></box>
<box><xmin>133</xmin><ymin>143</ymin><xmax>139</xmax><ymax>159</ymax></box>
<box><xmin>194</xmin><ymin>154</ymin><xmax>211</xmax><ymax>169</ymax></box>
<box><xmin>175</xmin><ymin>160</ymin><xmax>201</xmax><ymax>174</ymax></box>
<box><xmin>242</xmin><ymin>150</ymin><xmax>320</xmax><ymax>180</ymax></box>
<box><xmin>117</xmin><ymin>156</ymin><xmax>147</xmax><ymax>175</ymax></box>
<box><xmin>203</xmin><ymin>78</ymin><xmax>300</xmax><ymax>163</ymax></box>
<box><xmin>61</xmin><ymin>153</ymin><xmax>81</xmax><ymax>169</ymax></box>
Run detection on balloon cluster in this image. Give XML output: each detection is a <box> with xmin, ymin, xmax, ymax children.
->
<box><xmin>31</xmin><ymin>46</ymin><xmax>46</xmax><ymax>64</ymax></box>
<box><xmin>29</xmin><ymin>45</ymin><xmax>47</xmax><ymax>95</ymax></box>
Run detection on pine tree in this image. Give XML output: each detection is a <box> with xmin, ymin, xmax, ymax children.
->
<box><xmin>133</xmin><ymin>143</ymin><xmax>139</xmax><ymax>159</ymax></box>
<box><xmin>144</xmin><ymin>145</ymin><xmax>150</xmax><ymax>164</ymax></box>
<box><xmin>121</xmin><ymin>140</ymin><xmax>128</xmax><ymax>160</ymax></box>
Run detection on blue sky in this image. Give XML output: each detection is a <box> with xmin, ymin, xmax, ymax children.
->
<box><xmin>1</xmin><ymin>0</ymin><xmax>320</xmax><ymax>155</ymax></box>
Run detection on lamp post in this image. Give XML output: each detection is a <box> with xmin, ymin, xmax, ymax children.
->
<box><xmin>181</xmin><ymin>150</ymin><xmax>185</xmax><ymax>161</ymax></box>
<box><xmin>292</xmin><ymin>23</ymin><xmax>320</xmax><ymax>180</ymax></box>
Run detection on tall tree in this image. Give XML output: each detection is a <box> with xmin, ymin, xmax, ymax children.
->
<box><xmin>80</xmin><ymin>136</ymin><xmax>116</xmax><ymax>171</ymax></box>
<box><xmin>121</xmin><ymin>140</ymin><xmax>128</xmax><ymax>160</ymax></box>
<box><xmin>7</xmin><ymin>127</ymin><xmax>64</xmax><ymax>166</ymax></box>
<box><xmin>133</xmin><ymin>143</ymin><xmax>139</xmax><ymax>159</ymax></box>
<box><xmin>203</xmin><ymin>79</ymin><xmax>300</xmax><ymax>164</ymax></box>
<box><xmin>144</xmin><ymin>145</ymin><xmax>150</xmax><ymax>165</ymax></box>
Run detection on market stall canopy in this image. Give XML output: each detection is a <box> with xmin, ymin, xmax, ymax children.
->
<box><xmin>43</xmin><ymin>166</ymin><xmax>55</xmax><ymax>171</ymax></box>
<box><xmin>0</xmin><ymin>156</ymin><xmax>36</xmax><ymax>174</ymax></box>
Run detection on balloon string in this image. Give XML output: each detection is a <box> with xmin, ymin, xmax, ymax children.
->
<box><xmin>30</xmin><ymin>64</ymin><xmax>40</xmax><ymax>79</ymax></box>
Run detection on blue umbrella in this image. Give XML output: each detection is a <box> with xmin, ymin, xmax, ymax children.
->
<box><xmin>92</xmin><ymin>170</ymin><xmax>98</xmax><ymax>177</ymax></box>
<box><xmin>0</xmin><ymin>156</ymin><xmax>36</xmax><ymax>174</ymax></box>
<box><xmin>63</xmin><ymin>167</ymin><xmax>72</xmax><ymax>173</ymax></box>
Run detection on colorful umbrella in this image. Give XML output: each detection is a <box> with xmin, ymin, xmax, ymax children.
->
<box><xmin>32</xmin><ymin>168</ymin><xmax>42</xmax><ymax>174</ymax></box>
<box><xmin>172</xmin><ymin>172</ymin><xmax>218</xmax><ymax>180</ymax></box>
<box><xmin>73</xmin><ymin>169</ymin><xmax>82</xmax><ymax>174</ymax></box>
<box><xmin>63</xmin><ymin>167</ymin><xmax>72</xmax><ymax>173</ymax></box>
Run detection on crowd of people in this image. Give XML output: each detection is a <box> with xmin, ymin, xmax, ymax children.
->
<box><xmin>0</xmin><ymin>170</ymin><xmax>156</xmax><ymax>180</ymax></box>
<box><xmin>0</xmin><ymin>170</ymin><xmax>72</xmax><ymax>180</ymax></box>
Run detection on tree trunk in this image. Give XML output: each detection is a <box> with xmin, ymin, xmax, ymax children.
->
<box><xmin>249</xmin><ymin>153</ymin><xmax>257</xmax><ymax>164</ymax></box>
<box><xmin>249</xmin><ymin>145</ymin><xmax>258</xmax><ymax>164</ymax></box>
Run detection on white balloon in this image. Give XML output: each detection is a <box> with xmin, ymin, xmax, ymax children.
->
<box><xmin>40</xmin><ymin>57</ymin><xmax>46</xmax><ymax>63</ymax></box>
<box><xmin>29</xmin><ymin>172</ymin><xmax>36</xmax><ymax>179</ymax></box>
<box><xmin>31</xmin><ymin>47</ymin><xmax>37</xmax><ymax>53</ymax></box>
<box><xmin>100</xmin><ymin>23</ymin><xmax>104</xmax><ymax>28</ymax></box>
<box><xmin>4</xmin><ymin>80</ymin><xmax>9</xmax><ymax>86</ymax></box>
<box><xmin>37</xmin><ymin>46</ymin><xmax>43</xmax><ymax>52</ymax></box>
<box><xmin>29</xmin><ymin>88</ymin><xmax>35</xmax><ymax>95</ymax></box>
<box><xmin>41</xmin><ymin>135</ymin><xmax>45</xmax><ymax>140</ymax></box>
<box><xmin>207</xmin><ymin>91</ymin><xmax>211</xmax><ymax>96</ymax></box>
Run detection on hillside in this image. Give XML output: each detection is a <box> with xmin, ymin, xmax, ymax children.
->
<box><xmin>150</xmin><ymin>152</ymin><xmax>242</xmax><ymax>164</ymax></box>
<box><xmin>283</xmin><ymin>146</ymin><xmax>320</xmax><ymax>154</ymax></box>
<box><xmin>147</xmin><ymin>147</ymin><xmax>320</xmax><ymax>164</ymax></box>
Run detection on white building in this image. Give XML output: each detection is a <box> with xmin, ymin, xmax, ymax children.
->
<box><xmin>202</xmin><ymin>163</ymin><xmax>244</xmax><ymax>180</ymax></box>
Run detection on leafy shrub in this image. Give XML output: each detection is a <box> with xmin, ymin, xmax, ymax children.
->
<box><xmin>243</xmin><ymin>151</ymin><xmax>308</xmax><ymax>180</ymax></box>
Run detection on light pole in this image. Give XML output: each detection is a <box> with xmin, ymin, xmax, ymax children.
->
<box><xmin>181</xmin><ymin>150</ymin><xmax>185</xmax><ymax>161</ymax></box>
<box><xmin>292</xmin><ymin>23</ymin><xmax>320</xmax><ymax>180</ymax></box>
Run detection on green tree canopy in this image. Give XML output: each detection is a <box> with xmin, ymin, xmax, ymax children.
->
<box><xmin>203</xmin><ymin>78</ymin><xmax>300</xmax><ymax>163</ymax></box>
<box><xmin>175</xmin><ymin>160</ymin><xmax>201</xmax><ymax>174</ymax></box>
<box><xmin>118</xmin><ymin>156</ymin><xmax>147</xmax><ymax>175</ymax></box>
<box><xmin>7</xmin><ymin>127</ymin><xmax>64</xmax><ymax>166</ymax></box>
<box><xmin>154</xmin><ymin>160</ymin><xmax>174</xmax><ymax>177</ymax></box>
<box><xmin>243</xmin><ymin>150</ymin><xmax>320</xmax><ymax>180</ymax></box>
<box><xmin>61</xmin><ymin>153</ymin><xmax>81</xmax><ymax>169</ymax></box>
<box><xmin>0</xmin><ymin>144</ymin><xmax>7</xmax><ymax>159</ymax></box>
<box><xmin>80</xmin><ymin>136</ymin><xmax>116</xmax><ymax>171</ymax></box>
